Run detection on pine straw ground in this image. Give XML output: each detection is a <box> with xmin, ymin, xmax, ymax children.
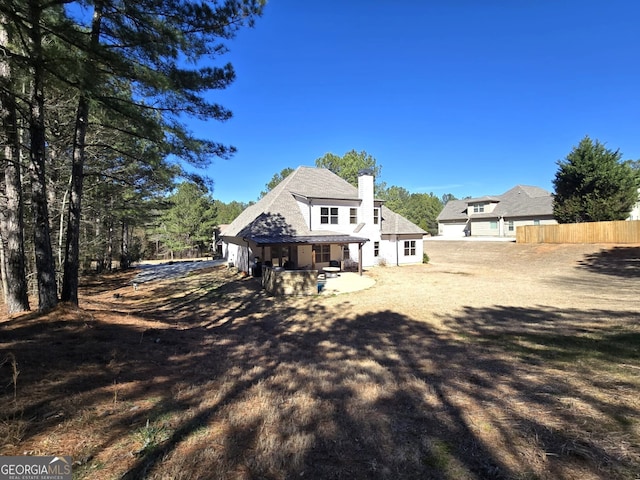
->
<box><xmin>1</xmin><ymin>241</ymin><xmax>640</xmax><ymax>480</ymax></box>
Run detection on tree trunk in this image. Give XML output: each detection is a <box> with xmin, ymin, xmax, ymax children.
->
<box><xmin>0</xmin><ymin>20</ymin><xmax>31</xmax><ymax>313</ymax></box>
<box><xmin>120</xmin><ymin>219</ymin><xmax>130</xmax><ymax>269</ymax></box>
<box><xmin>28</xmin><ymin>0</ymin><xmax>57</xmax><ymax>310</ymax></box>
<box><xmin>60</xmin><ymin>93</ymin><xmax>90</xmax><ymax>303</ymax></box>
<box><xmin>61</xmin><ymin>1</ymin><xmax>104</xmax><ymax>304</ymax></box>
<box><xmin>0</xmin><ymin>99</ymin><xmax>31</xmax><ymax>313</ymax></box>
<box><xmin>106</xmin><ymin>217</ymin><xmax>113</xmax><ymax>271</ymax></box>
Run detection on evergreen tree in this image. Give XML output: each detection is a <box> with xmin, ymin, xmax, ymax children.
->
<box><xmin>553</xmin><ymin>136</ymin><xmax>639</xmax><ymax>223</ymax></box>
<box><xmin>214</xmin><ymin>200</ymin><xmax>250</xmax><ymax>224</ymax></box>
<box><xmin>160</xmin><ymin>182</ymin><xmax>217</xmax><ymax>258</ymax></box>
<box><xmin>260</xmin><ymin>167</ymin><xmax>294</xmax><ymax>197</ymax></box>
<box><xmin>315</xmin><ymin>150</ymin><xmax>383</xmax><ymax>191</ymax></box>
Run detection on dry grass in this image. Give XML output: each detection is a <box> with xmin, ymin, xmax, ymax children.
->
<box><xmin>1</xmin><ymin>242</ymin><xmax>639</xmax><ymax>479</ymax></box>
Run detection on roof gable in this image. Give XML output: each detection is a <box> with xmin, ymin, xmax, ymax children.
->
<box><xmin>222</xmin><ymin>166</ymin><xmax>425</xmax><ymax>239</ymax></box>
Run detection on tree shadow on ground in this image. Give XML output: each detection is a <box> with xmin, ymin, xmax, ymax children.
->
<box><xmin>576</xmin><ymin>246</ymin><xmax>640</xmax><ymax>278</ymax></box>
<box><xmin>1</xmin><ymin>271</ymin><xmax>639</xmax><ymax>479</ymax></box>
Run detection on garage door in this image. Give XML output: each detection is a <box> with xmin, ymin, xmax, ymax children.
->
<box><xmin>439</xmin><ymin>222</ymin><xmax>467</xmax><ymax>238</ymax></box>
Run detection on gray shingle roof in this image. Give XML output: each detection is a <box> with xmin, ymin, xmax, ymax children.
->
<box><xmin>436</xmin><ymin>199</ymin><xmax>469</xmax><ymax>222</ymax></box>
<box><xmin>222</xmin><ymin>166</ymin><xmax>426</xmax><ymax>241</ymax></box>
<box><xmin>381</xmin><ymin>206</ymin><xmax>427</xmax><ymax>235</ymax></box>
<box><xmin>437</xmin><ymin>185</ymin><xmax>554</xmax><ymax>221</ymax></box>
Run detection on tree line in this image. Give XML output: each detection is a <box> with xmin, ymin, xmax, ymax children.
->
<box><xmin>0</xmin><ymin>0</ymin><xmax>264</xmax><ymax>313</ymax></box>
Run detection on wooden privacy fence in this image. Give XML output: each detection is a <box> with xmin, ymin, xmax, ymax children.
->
<box><xmin>517</xmin><ymin>220</ymin><xmax>640</xmax><ymax>244</ymax></box>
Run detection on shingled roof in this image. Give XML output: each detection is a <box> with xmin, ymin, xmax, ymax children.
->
<box><xmin>437</xmin><ymin>185</ymin><xmax>554</xmax><ymax>221</ymax></box>
<box><xmin>222</xmin><ymin>166</ymin><xmax>425</xmax><ymax>242</ymax></box>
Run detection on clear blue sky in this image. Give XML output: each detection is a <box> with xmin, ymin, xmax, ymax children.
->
<box><xmin>192</xmin><ymin>1</ymin><xmax>640</xmax><ymax>204</ymax></box>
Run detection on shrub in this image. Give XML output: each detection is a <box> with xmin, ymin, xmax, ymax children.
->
<box><xmin>423</xmin><ymin>253</ymin><xmax>430</xmax><ymax>264</ymax></box>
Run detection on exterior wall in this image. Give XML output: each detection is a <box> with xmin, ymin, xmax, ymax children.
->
<box><xmin>374</xmin><ymin>235</ymin><xmax>424</xmax><ymax>266</ymax></box>
<box><xmin>306</xmin><ymin>200</ymin><xmax>360</xmax><ymax>233</ymax></box>
<box><xmin>468</xmin><ymin>201</ymin><xmax>498</xmax><ymax>215</ymax></box>
<box><xmin>360</xmin><ymin>230</ymin><xmax>381</xmax><ymax>267</ymax></box>
<box><xmin>394</xmin><ymin>235</ymin><xmax>424</xmax><ymax>265</ymax></box>
<box><xmin>470</xmin><ymin>217</ymin><xmax>557</xmax><ymax>237</ymax></box>
<box><xmin>297</xmin><ymin>245</ymin><xmax>313</xmax><ymax>269</ymax></box>
<box><xmin>470</xmin><ymin>219</ymin><xmax>500</xmax><ymax>236</ymax></box>
<box><xmin>503</xmin><ymin>217</ymin><xmax>557</xmax><ymax>237</ymax></box>
<box><xmin>224</xmin><ymin>237</ymin><xmax>254</xmax><ymax>272</ymax></box>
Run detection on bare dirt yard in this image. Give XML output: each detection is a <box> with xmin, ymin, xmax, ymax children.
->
<box><xmin>1</xmin><ymin>241</ymin><xmax>639</xmax><ymax>479</ymax></box>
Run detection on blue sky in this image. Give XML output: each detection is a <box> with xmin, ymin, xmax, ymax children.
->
<box><xmin>193</xmin><ymin>1</ymin><xmax>640</xmax><ymax>204</ymax></box>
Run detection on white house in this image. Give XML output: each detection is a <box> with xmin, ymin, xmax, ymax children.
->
<box><xmin>221</xmin><ymin>167</ymin><xmax>426</xmax><ymax>274</ymax></box>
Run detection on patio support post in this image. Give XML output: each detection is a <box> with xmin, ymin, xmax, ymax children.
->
<box><xmin>358</xmin><ymin>242</ymin><xmax>363</xmax><ymax>276</ymax></box>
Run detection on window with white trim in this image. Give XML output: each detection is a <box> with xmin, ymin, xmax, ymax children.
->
<box><xmin>373</xmin><ymin>208</ymin><xmax>379</xmax><ymax>224</ymax></box>
<box><xmin>507</xmin><ymin>221</ymin><xmax>514</xmax><ymax>232</ymax></box>
<box><xmin>403</xmin><ymin>240</ymin><xmax>416</xmax><ymax>256</ymax></box>
<box><xmin>350</xmin><ymin>208</ymin><xmax>357</xmax><ymax>224</ymax></box>
<box><xmin>374</xmin><ymin>241</ymin><xmax>379</xmax><ymax>257</ymax></box>
<box><xmin>321</xmin><ymin>207</ymin><xmax>338</xmax><ymax>225</ymax></box>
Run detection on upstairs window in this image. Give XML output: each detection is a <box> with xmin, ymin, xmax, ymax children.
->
<box><xmin>350</xmin><ymin>208</ymin><xmax>357</xmax><ymax>224</ymax></box>
<box><xmin>373</xmin><ymin>208</ymin><xmax>379</xmax><ymax>225</ymax></box>
<box><xmin>321</xmin><ymin>207</ymin><xmax>338</xmax><ymax>224</ymax></box>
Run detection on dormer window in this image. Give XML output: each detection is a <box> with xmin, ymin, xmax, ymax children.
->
<box><xmin>473</xmin><ymin>203</ymin><xmax>486</xmax><ymax>213</ymax></box>
<box><xmin>321</xmin><ymin>207</ymin><xmax>338</xmax><ymax>224</ymax></box>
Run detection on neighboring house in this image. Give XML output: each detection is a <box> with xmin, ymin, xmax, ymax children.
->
<box><xmin>213</xmin><ymin>224</ymin><xmax>229</xmax><ymax>258</ymax></box>
<box><xmin>437</xmin><ymin>185</ymin><xmax>557</xmax><ymax>238</ymax></box>
<box><xmin>221</xmin><ymin>166</ymin><xmax>426</xmax><ymax>274</ymax></box>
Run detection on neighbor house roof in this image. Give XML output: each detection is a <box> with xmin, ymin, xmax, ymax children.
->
<box><xmin>222</xmin><ymin>166</ymin><xmax>425</xmax><ymax>243</ymax></box>
<box><xmin>437</xmin><ymin>185</ymin><xmax>554</xmax><ymax>222</ymax></box>
<box><xmin>437</xmin><ymin>199</ymin><xmax>469</xmax><ymax>222</ymax></box>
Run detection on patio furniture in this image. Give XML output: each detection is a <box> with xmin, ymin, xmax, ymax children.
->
<box><xmin>322</xmin><ymin>266</ymin><xmax>340</xmax><ymax>278</ymax></box>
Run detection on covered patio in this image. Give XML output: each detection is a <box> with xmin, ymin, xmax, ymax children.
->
<box><xmin>249</xmin><ymin>234</ymin><xmax>370</xmax><ymax>276</ymax></box>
